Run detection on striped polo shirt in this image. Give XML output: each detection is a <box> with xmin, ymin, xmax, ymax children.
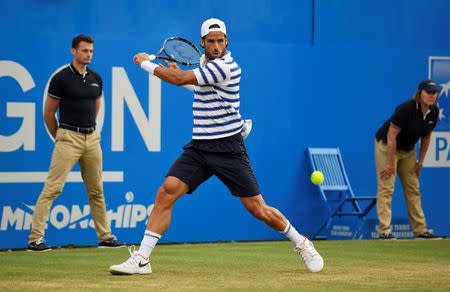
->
<box><xmin>192</xmin><ymin>52</ymin><xmax>243</xmax><ymax>140</ymax></box>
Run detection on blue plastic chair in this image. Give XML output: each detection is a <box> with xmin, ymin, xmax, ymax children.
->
<box><xmin>307</xmin><ymin>147</ymin><xmax>377</xmax><ymax>239</ymax></box>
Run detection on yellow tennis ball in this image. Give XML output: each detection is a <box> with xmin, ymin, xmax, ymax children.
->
<box><xmin>311</xmin><ymin>171</ymin><xmax>324</xmax><ymax>185</ymax></box>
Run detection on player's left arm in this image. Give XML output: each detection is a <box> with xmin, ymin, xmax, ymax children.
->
<box><xmin>134</xmin><ymin>52</ymin><xmax>198</xmax><ymax>86</ymax></box>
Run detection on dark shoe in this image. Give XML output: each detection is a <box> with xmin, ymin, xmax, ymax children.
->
<box><xmin>99</xmin><ymin>235</ymin><xmax>125</xmax><ymax>248</ymax></box>
<box><xmin>379</xmin><ymin>232</ymin><xmax>396</xmax><ymax>240</ymax></box>
<box><xmin>27</xmin><ymin>238</ymin><xmax>52</xmax><ymax>252</ymax></box>
<box><xmin>416</xmin><ymin>231</ymin><xmax>443</xmax><ymax>240</ymax></box>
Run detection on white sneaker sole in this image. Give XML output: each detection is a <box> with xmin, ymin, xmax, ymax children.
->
<box><xmin>98</xmin><ymin>245</ymin><xmax>126</xmax><ymax>249</ymax></box>
<box><xmin>26</xmin><ymin>248</ymin><xmax>52</xmax><ymax>252</ymax></box>
<box><xmin>416</xmin><ymin>237</ymin><xmax>443</xmax><ymax>240</ymax></box>
<box><xmin>109</xmin><ymin>267</ymin><xmax>151</xmax><ymax>275</ymax></box>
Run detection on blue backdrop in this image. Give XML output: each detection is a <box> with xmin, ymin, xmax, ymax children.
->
<box><xmin>1</xmin><ymin>0</ymin><xmax>449</xmax><ymax>249</ymax></box>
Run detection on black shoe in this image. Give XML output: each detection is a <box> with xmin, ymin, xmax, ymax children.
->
<box><xmin>27</xmin><ymin>238</ymin><xmax>52</xmax><ymax>252</ymax></box>
<box><xmin>379</xmin><ymin>232</ymin><xmax>396</xmax><ymax>240</ymax></box>
<box><xmin>98</xmin><ymin>235</ymin><xmax>125</xmax><ymax>248</ymax></box>
<box><xmin>416</xmin><ymin>231</ymin><xmax>443</xmax><ymax>240</ymax></box>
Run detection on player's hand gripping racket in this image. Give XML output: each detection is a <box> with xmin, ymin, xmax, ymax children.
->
<box><xmin>136</xmin><ymin>37</ymin><xmax>201</xmax><ymax>66</ymax></box>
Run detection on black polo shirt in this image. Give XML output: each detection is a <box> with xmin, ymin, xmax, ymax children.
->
<box><xmin>48</xmin><ymin>63</ymin><xmax>103</xmax><ymax>128</ymax></box>
<box><xmin>376</xmin><ymin>99</ymin><xmax>439</xmax><ymax>151</ymax></box>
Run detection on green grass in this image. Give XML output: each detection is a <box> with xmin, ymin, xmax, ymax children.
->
<box><xmin>1</xmin><ymin>240</ymin><xmax>449</xmax><ymax>291</ymax></box>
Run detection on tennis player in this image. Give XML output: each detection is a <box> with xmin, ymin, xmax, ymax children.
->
<box><xmin>109</xmin><ymin>18</ymin><xmax>324</xmax><ymax>275</ymax></box>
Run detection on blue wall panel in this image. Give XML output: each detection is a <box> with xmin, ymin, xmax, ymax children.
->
<box><xmin>1</xmin><ymin>0</ymin><xmax>449</xmax><ymax>249</ymax></box>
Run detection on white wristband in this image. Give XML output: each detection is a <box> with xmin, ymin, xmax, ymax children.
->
<box><xmin>141</xmin><ymin>60</ymin><xmax>158</xmax><ymax>75</ymax></box>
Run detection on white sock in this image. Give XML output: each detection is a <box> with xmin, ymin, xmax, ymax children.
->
<box><xmin>137</xmin><ymin>230</ymin><xmax>161</xmax><ymax>258</ymax></box>
<box><xmin>281</xmin><ymin>220</ymin><xmax>306</xmax><ymax>246</ymax></box>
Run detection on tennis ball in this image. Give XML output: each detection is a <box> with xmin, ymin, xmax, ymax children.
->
<box><xmin>311</xmin><ymin>171</ymin><xmax>324</xmax><ymax>185</ymax></box>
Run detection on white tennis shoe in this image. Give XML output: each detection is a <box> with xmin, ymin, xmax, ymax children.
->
<box><xmin>294</xmin><ymin>239</ymin><xmax>324</xmax><ymax>272</ymax></box>
<box><xmin>109</xmin><ymin>246</ymin><xmax>151</xmax><ymax>275</ymax></box>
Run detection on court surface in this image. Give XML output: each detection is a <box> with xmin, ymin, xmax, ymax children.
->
<box><xmin>1</xmin><ymin>240</ymin><xmax>449</xmax><ymax>291</ymax></box>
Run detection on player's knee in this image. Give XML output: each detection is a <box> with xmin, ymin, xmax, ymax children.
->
<box><xmin>155</xmin><ymin>180</ymin><xmax>183</xmax><ymax>207</ymax></box>
<box><xmin>160</xmin><ymin>179</ymin><xmax>182</xmax><ymax>196</ymax></box>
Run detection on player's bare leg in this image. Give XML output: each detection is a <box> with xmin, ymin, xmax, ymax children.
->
<box><xmin>240</xmin><ymin>195</ymin><xmax>324</xmax><ymax>272</ymax></box>
<box><xmin>240</xmin><ymin>194</ymin><xmax>286</xmax><ymax>230</ymax></box>
<box><xmin>109</xmin><ymin>177</ymin><xmax>188</xmax><ymax>275</ymax></box>
<box><xmin>146</xmin><ymin>176</ymin><xmax>189</xmax><ymax>234</ymax></box>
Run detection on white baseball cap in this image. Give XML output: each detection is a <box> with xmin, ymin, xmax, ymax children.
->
<box><xmin>201</xmin><ymin>18</ymin><xmax>227</xmax><ymax>37</ymax></box>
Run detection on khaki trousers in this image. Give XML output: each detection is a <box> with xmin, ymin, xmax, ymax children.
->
<box><xmin>29</xmin><ymin>128</ymin><xmax>111</xmax><ymax>243</ymax></box>
<box><xmin>374</xmin><ymin>140</ymin><xmax>427</xmax><ymax>236</ymax></box>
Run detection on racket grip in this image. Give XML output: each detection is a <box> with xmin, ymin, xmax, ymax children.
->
<box><xmin>148</xmin><ymin>54</ymin><xmax>156</xmax><ymax>61</ymax></box>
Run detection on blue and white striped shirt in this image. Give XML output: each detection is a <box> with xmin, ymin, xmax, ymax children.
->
<box><xmin>192</xmin><ymin>52</ymin><xmax>243</xmax><ymax>139</ymax></box>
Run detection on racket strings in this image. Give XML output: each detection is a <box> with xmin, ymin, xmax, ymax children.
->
<box><xmin>163</xmin><ymin>39</ymin><xmax>201</xmax><ymax>65</ymax></box>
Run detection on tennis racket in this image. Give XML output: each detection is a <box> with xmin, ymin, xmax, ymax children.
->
<box><xmin>139</xmin><ymin>37</ymin><xmax>202</xmax><ymax>66</ymax></box>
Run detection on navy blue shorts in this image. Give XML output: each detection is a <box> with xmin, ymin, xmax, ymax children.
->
<box><xmin>166</xmin><ymin>133</ymin><xmax>260</xmax><ymax>197</ymax></box>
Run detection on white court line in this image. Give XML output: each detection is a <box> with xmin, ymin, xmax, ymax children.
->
<box><xmin>0</xmin><ymin>171</ymin><xmax>123</xmax><ymax>183</ymax></box>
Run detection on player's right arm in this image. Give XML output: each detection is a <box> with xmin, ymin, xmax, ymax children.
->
<box><xmin>44</xmin><ymin>96</ymin><xmax>60</xmax><ymax>139</ymax></box>
<box><xmin>134</xmin><ymin>52</ymin><xmax>198</xmax><ymax>86</ymax></box>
